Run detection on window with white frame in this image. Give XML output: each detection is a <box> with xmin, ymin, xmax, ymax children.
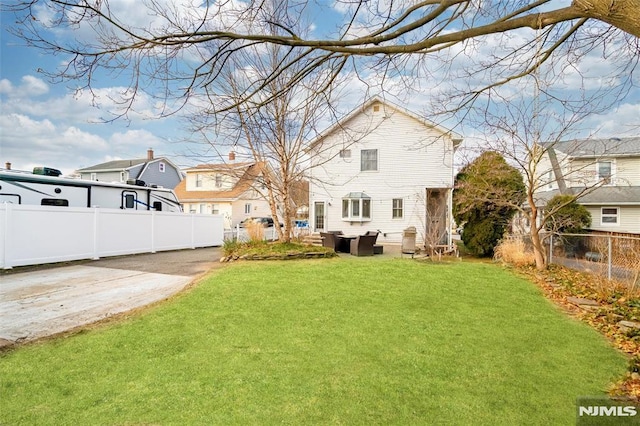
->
<box><xmin>361</xmin><ymin>149</ymin><xmax>378</xmax><ymax>171</ymax></box>
<box><xmin>601</xmin><ymin>207</ymin><xmax>619</xmax><ymax>225</ymax></box>
<box><xmin>215</xmin><ymin>174</ymin><xmax>222</xmax><ymax>187</ymax></box>
<box><xmin>392</xmin><ymin>198</ymin><xmax>404</xmax><ymax>218</ymax></box>
<box><xmin>120</xmin><ymin>171</ymin><xmax>126</xmax><ymax>182</ymax></box>
<box><xmin>339</xmin><ymin>149</ymin><xmax>351</xmax><ymax>159</ymax></box>
<box><xmin>597</xmin><ymin>161</ymin><xmax>613</xmax><ymax>184</ymax></box>
<box><xmin>244</xmin><ymin>203</ymin><xmax>252</xmax><ymax>214</ymax></box>
<box><xmin>211</xmin><ymin>204</ymin><xmax>219</xmax><ymax>214</ymax></box>
<box><xmin>195</xmin><ymin>174</ymin><xmax>203</xmax><ymax>188</ymax></box>
<box><xmin>547</xmin><ymin>171</ymin><xmax>554</xmax><ymax>189</ymax></box>
<box><xmin>199</xmin><ymin>203</ymin><xmax>207</xmax><ymax>214</ymax></box>
<box><xmin>91</xmin><ymin>172</ymin><xmax>97</xmax><ymax>181</ymax></box>
<box><xmin>159</xmin><ymin>162</ymin><xmax>166</xmax><ymax>173</ymax></box>
<box><xmin>342</xmin><ymin>192</ymin><xmax>371</xmax><ymax>221</ymax></box>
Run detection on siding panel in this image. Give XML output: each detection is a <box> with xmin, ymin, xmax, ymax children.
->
<box><xmin>310</xmin><ymin>101</ymin><xmax>457</xmax><ymax>245</ymax></box>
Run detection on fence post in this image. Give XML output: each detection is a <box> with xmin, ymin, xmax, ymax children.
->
<box><xmin>608</xmin><ymin>235</ymin><xmax>612</xmax><ymax>280</ymax></box>
<box><xmin>549</xmin><ymin>233</ymin><xmax>553</xmax><ymax>265</ymax></box>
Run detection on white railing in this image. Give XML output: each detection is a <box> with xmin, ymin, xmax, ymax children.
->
<box><xmin>0</xmin><ymin>204</ymin><xmax>224</xmax><ymax>269</ymax></box>
<box><xmin>223</xmin><ymin>224</ymin><xmax>310</xmax><ymax>242</ymax></box>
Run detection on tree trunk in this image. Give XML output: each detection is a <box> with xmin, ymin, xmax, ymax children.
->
<box><xmin>573</xmin><ymin>0</ymin><xmax>640</xmax><ymax>38</ymax></box>
<box><xmin>530</xmin><ymin>224</ymin><xmax>547</xmax><ymax>271</ymax></box>
<box><xmin>527</xmin><ymin>198</ymin><xmax>547</xmax><ymax>270</ymax></box>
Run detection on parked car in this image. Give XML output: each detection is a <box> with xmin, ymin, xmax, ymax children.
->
<box><xmin>239</xmin><ymin>217</ymin><xmax>283</xmax><ymax>228</ymax></box>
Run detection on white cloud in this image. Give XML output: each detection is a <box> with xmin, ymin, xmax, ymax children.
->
<box><xmin>21</xmin><ymin>75</ymin><xmax>50</xmax><ymax>96</ymax></box>
<box><xmin>587</xmin><ymin>103</ymin><xmax>640</xmax><ymax>137</ymax></box>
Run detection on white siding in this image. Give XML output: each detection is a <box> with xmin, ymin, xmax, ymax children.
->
<box><xmin>231</xmin><ymin>199</ymin><xmax>272</xmax><ymax>227</ymax></box>
<box><xmin>309</xmin><ymin>102</ymin><xmax>456</xmax><ymax>244</ymax></box>
<box><xmin>617</xmin><ymin>157</ymin><xmax>640</xmax><ymax>186</ymax></box>
<box><xmin>185</xmin><ymin>171</ymin><xmax>237</xmax><ymax>191</ymax></box>
<box><xmin>586</xmin><ymin>206</ymin><xmax>640</xmax><ymax>234</ymax></box>
<box><xmin>81</xmin><ymin>171</ymin><xmax>123</xmax><ymax>183</ymax></box>
<box><xmin>540</xmin><ymin>154</ymin><xmax>640</xmax><ymax>189</ymax></box>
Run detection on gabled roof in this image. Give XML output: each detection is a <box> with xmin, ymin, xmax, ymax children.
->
<box><xmin>541</xmin><ymin>137</ymin><xmax>640</xmax><ymax>158</ymax></box>
<box><xmin>184</xmin><ymin>162</ymin><xmax>255</xmax><ymax>173</ymax></box>
<box><xmin>174</xmin><ymin>162</ymin><xmax>265</xmax><ymax>202</ymax></box>
<box><xmin>308</xmin><ymin>96</ymin><xmax>463</xmax><ymax>151</ymax></box>
<box><xmin>77</xmin><ymin>158</ymin><xmax>149</xmax><ymax>172</ymax></box>
<box><xmin>77</xmin><ymin>156</ymin><xmax>184</xmax><ymax>181</ymax></box>
<box><xmin>535</xmin><ymin>186</ymin><xmax>640</xmax><ymax>206</ymax></box>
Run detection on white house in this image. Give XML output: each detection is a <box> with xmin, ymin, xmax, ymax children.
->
<box><xmin>307</xmin><ymin>97</ymin><xmax>463</xmax><ymax>248</ymax></box>
<box><xmin>535</xmin><ymin>137</ymin><xmax>640</xmax><ymax>235</ymax></box>
<box><xmin>173</xmin><ymin>158</ymin><xmax>272</xmax><ymax>229</ymax></box>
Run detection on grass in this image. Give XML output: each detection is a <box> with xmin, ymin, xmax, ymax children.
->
<box><xmin>0</xmin><ymin>258</ymin><xmax>628</xmax><ymax>424</ymax></box>
<box><xmin>222</xmin><ymin>240</ymin><xmax>334</xmax><ymax>258</ymax></box>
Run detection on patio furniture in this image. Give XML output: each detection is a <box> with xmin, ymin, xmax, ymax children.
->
<box><xmin>364</xmin><ymin>231</ymin><xmax>383</xmax><ymax>255</ymax></box>
<box><xmin>350</xmin><ymin>234</ymin><xmax>378</xmax><ymax>256</ymax></box>
<box><xmin>336</xmin><ymin>234</ymin><xmax>357</xmax><ymax>253</ymax></box>
<box><xmin>320</xmin><ymin>232</ymin><xmax>340</xmax><ymax>252</ymax></box>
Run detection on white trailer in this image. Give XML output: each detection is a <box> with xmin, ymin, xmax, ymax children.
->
<box><xmin>0</xmin><ymin>169</ymin><xmax>182</xmax><ymax>212</ymax></box>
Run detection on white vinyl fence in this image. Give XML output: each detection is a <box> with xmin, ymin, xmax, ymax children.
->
<box><xmin>0</xmin><ymin>203</ymin><xmax>224</xmax><ymax>269</ymax></box>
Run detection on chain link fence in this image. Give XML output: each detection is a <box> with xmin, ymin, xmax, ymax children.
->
<box><xmin>548</xmin><ymin>233</ymin><xmax>640</xmax><ymax>286</ymax></box>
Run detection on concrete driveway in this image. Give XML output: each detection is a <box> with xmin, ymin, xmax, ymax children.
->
<box><xmin>0</xmin><ymin>247</ymin><xmax>222</xmax><ymax>347</ymax></box>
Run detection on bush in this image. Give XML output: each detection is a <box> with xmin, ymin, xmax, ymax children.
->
<box><xmin>545</xmin><ymin>195</ymin><xmax>591</xmax><ymax>233</ymax></box>
<box><xmin>494</xmin><ymin>238</ymin><xmax>536</xmax><ymax>267</ymax></box>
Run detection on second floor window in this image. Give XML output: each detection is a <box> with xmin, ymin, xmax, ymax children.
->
<box><xmin>215</xmin><ymin>174</ymin><xmax>222</xmax><ymax>187</ymax></box>
<box><xmin>339</xmin><ymin>149</ymin><xmax>351</xmax><ymax>158</ymax></box>
<box><xmin>361</xmin><ymin>149</ymin><xmax>378</xmax><ymax>171</ymax></box>
<box><xmin>244</xmin><ymin>203</ymin><xmax>252</xmax><ymax>214</ymax></box>
<box><xmin>196</xmin><ymin>174</ymin><xmax>203</xmax><ymax>187</ymax></box>
<box><xmin>597</xmin><ymin>161</ymin><xmax>612</xmax><ymax>184</ymax></box>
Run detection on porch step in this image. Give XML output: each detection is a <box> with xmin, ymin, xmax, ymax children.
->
<box><xmin>303</xmin><ymin>233</ymin><xmax>324</xmax><ymax>247</ymax></box>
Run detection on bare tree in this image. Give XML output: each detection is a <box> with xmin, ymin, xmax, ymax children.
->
<box><xmin>5</xmin><ymin>1</ymin><xmax>638</xmax><ymax>117</ymax></box>
<box><xmin>458</xmin><ymin>66</ymin><xmax>622</xmax><ymax>270</ymax></box>
<box><xmin>186</xmin><ymin>13</ymin><xmax>342</xmax><ymax>243</ymax></box>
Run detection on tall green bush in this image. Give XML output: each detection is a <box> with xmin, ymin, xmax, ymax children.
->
<box><xmin>453</xmin><ymin>151</ymin><xmax>525</xmax><ymax>257</ymax></box>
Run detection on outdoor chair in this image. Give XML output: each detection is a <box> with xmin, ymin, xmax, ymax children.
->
<box><xmin>364</xmin><ymin>230</ymin><xmax>383</xmax><ymax>254</ymax></box>
<box><xmin>350</xmin><ymin>234</ymin><xmax>378</xmax><ymax>256</ymax></box>
<box><xmin>364</xmin><ymin>230</ymin><xmax>379</xmax><ymax>241</ymax></box>
<box><xmin>320</xmin><ymin>232</ymin><xmax>340</xmax><ymax>252</ymax></box>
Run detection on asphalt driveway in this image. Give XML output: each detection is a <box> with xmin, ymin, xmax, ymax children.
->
<box><xmin>0</xmin><ymin>247</ymin><xmax>222</xmax><ymax>347</ymax></box>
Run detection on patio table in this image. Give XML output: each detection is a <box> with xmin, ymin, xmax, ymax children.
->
<box><xmin>336</xmin><ymin>235</ymin><xmax>357</xmax><ymax>253</ymax></box>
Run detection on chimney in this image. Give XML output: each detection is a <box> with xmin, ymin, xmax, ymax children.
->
<box><xmin>5</xmin><ymin>162</ymin><xmax>11</xmax><ymax>170</ymax></box>
<box><xmin>147</xmin><ymin>148</ymin><xmax>154</xmax><ymax>161</ymax></box>
<box><xmin>229</xmin><ymin>151</ymin><xmax>236</xmax><ymax>162</ymax></box>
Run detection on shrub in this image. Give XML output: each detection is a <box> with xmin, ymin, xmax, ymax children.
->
<box><xmin>245</xmin><ymin>220</ymin><xmax>265</xmax><ymax>241</ymax></box>
<box><xmin>545</xmin><ymin>195</ymin><xmax>591</xmax><ymax>233</ymax></box>
<box><xmin>494</xmin><ymin>238</ymin><xmax>536</xmax><ymax>267</ymax></box>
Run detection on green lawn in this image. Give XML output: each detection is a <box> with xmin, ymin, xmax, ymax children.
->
<box><xmin>0</xmin><ymin>258</ymin><xmax>628</xmax><ymax>424</ymax></box>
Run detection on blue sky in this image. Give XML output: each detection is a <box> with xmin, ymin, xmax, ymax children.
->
<box><xmin>1</xmin><ymin>2</ymin><xmax>639</xmax><ymax>177</ymax></box>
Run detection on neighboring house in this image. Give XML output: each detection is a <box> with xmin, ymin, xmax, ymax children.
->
<box><xmin>76</xmin><ymin>149</ymin><xmax>183</xmax><ymax>189</ymax></box>
<box><xmin>535</xmin><ymin>137</ymin><xmax>640</xmax><ymax>235</ymax></box>
<box><xmin>173</xmin><ymin>158</ymin><xmax>272</xmax><ymax>229</ymax></box>
<box><xmin>307</xmin><ymin>97</ymin><xmax>463</xmax><ymax>248</ymax></box>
